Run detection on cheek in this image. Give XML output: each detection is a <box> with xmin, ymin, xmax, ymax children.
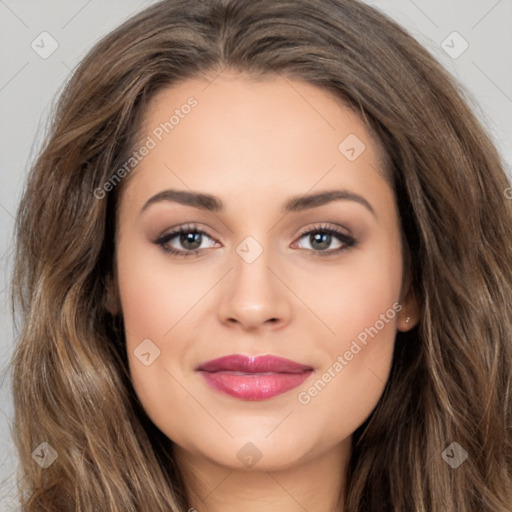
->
<box><xmin>115</xmin><ymin>241</ymin><xmax>201</xmax><ymax>394</ymax></box>
<box><xmin>314</xmin><ymin>231</ymin><xmax>402</xmax><ymax>351</ymax></box>
<box><xmin>297</xmin><ymin>237</ymin><xmax>402</xmax><ymax>436</ymax></box>
<box><xmin>116</xmin><ymin>236</ymin><xmax>210</xmax><ymax>343</ymax></box>
<box><xmin>117</xmin><ymin>249</ymin><xmax>205</xmax><ymax>441</ymax></box>
<box><xmin>295</xmin><ymin>309</ymin><xmax>399</xmax><ymax>449</ymax></box>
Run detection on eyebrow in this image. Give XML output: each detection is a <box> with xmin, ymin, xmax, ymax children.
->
<box><xmin>140</xmin><ymin>188</ymin><xmax>376</xmax><ymax>217</ymax></box>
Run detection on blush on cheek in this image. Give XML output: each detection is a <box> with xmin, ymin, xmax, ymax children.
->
<box><xmin>324</xmin><ymin>296</ymin><xmax>399</xmax><ymax>398</ymax></box>
<box><xmin>118</xmin><ymin>267</ymin><xmax>184</xmax><ymax>345</ymax></box>
<box><xmin>333</xmin><ymin>291</ymin><xmax>399</xmax><ymax>348</ymax></box>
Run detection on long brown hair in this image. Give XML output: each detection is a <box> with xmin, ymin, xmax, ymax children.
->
<box><xmin>9</xmin><ymin>0</ymin><xmax>512</xmax><ymax>510</ymax></box>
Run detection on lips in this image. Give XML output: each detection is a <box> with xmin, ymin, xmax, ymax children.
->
<box><xmin>196</xmin><ymin>355</ymin><xmax>314</xmax><ymax>401</ymax></box>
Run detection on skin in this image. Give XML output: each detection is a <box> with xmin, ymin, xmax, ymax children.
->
<box><xmin>114</xmin><ymin>70</ymin><xmax>419</xmax><ymax>512</ymax></box>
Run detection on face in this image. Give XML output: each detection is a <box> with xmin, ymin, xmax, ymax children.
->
<box><xmin>114</xmin><ymin>71</ymin><xmax>415</xmax><ymax>472</ymax></box>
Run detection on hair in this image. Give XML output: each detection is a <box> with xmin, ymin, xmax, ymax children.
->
<box><xmin>8</xmin><ymin>0</ymin><xmax>512</xmax><ymax>510</ymax></box>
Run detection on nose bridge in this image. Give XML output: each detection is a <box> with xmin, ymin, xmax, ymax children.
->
<box><xmin>217</xmin><ymin>232</ymin><xmax>291</xmax><ymax>329</ymax></box>
<box><xmin>232</xmin><ymin>233</ymin><xmax>276</xmax><ymax>307</ymax></box>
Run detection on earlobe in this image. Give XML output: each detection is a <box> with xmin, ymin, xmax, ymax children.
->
<box><xmin>397</xmin><ymin>297</ymin><xmax>420</xmax><ymax>331</ymax></box>
<box><xmin>397</xmin><ymin>313</ymin><xmax>418</xmax><ymax>332</ymax></box>
<box><xmin>397</xmin><ymin>278</ymin><xmax>421</xmax><ymax>332</ymax></box>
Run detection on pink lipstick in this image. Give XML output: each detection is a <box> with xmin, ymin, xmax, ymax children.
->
<box><xmin>196</xmin><ymin>354</ymin><xmax>313</xmax><ymax>400</ymax></box>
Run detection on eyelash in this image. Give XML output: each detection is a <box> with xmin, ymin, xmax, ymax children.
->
<box><xmin>154</xmin><ymin>223</ymin><xmax>356</xmax><ymax>258</ymax></box>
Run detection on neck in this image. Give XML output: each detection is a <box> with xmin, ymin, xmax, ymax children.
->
<box><xmin>173</xmin><ymin>439</ymin><xmax>350</xmax><ymax>512</ymax></box>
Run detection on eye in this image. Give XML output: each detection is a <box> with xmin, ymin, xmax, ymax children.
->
<box><xmin>292</xmin><ymin>223</ymin><xmax>356</xmax><ymax>256</ymax></box>
<box><xmin>154</xmin><ymin>223</ymin><xmax>219</xmax><ymax>257</ymax></box>
<box><xmin>154</xmin><ymin>222</ymin><xmax>356</xmax><ymax>258</ymax></box>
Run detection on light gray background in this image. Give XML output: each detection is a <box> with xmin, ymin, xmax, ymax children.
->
<box><xmin>1</xmin><ymin>0</ymin><xmax>511</xmax><ymax>506</ymax></box>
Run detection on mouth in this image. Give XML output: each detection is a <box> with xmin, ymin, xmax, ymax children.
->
<box><xmin>196</xmin><ymin>354</ymin><xmax>314</xmax><ymax>401</ymax></box>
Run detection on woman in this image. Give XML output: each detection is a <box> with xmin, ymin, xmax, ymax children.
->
<box><xmin>10</xmin><ymin>0</ymin><xmax>512</xmax><ymax>510</ymax></box>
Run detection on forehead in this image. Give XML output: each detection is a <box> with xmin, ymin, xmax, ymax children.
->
<box><xmin>119</xmin><ymin>72</ymin><xmax>391</xmax><ymax>212</ymax></box>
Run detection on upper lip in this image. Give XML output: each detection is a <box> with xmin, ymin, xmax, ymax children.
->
<box><xmin>196</xmin><ymin>354</ymin><xmax>313</xmax><ymax>374</ymax></box>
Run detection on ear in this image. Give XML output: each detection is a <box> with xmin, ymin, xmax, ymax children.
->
<box><xmin>396</xmin><ymin>274</ymin><xmax>420</xmax><ymax>332</ymax></box>
<box><xmin>103</xmin><ymin>272</ymin><xmax>121</xmax><ymax>317</ymax></box>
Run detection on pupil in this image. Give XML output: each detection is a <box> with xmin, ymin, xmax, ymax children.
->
<box><xmin>311</xmin><ymin>232</ymin><xmax>330</xmax><ymax>250</ymax></box>
<box><xmin>181</xmin><ymin>232</ymin><xmax>201</xmax><ymax>250</ymax></box>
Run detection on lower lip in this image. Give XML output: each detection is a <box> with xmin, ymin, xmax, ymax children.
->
<box><xmin>199</xmin><ymin>371</ymin><xmax>313</xmax><ymax>400</ymax></box>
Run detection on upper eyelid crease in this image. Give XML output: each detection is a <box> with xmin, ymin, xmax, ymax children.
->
<box><xmin>140</xmin><ymin>189</ymin><xmax>376</xmax><ymax>218</ymax></box>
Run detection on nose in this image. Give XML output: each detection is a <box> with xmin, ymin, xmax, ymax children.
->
<box><xmin>217</xmin><ymin>245</ymin><xmax>292</xmax><ymax>332</ymax></box>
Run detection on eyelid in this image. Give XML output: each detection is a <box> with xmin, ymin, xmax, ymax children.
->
<box><xmin>291</xmin><ymin>223</ymin><xmax>356</xmax><ymax>255</ymax></box>
<box><xmin>154</xmin><ymin>222</ymin><xmax>356</xmax><ymax>257</ymax></box>
<box><xmin>295</xmin><ymin>222</ymin><xmax>353</xmax><ymax>241</ymax></box>
<box><xmin>154</xmin><ymin>223</ymin><xmax>219</xmax><ymax>250</ymax></box>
